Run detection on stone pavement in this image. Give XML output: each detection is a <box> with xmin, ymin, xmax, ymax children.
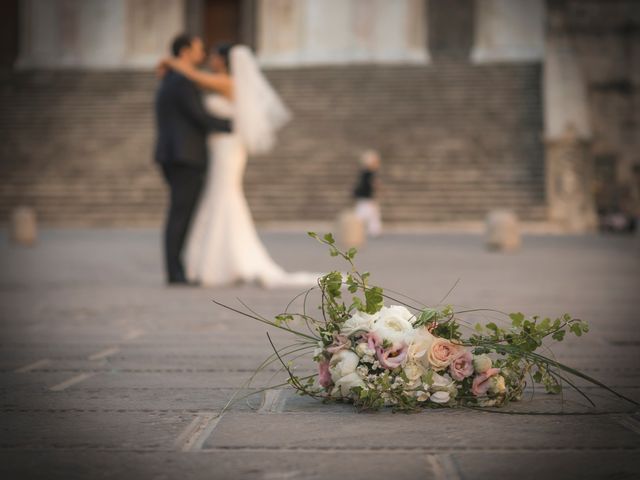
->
<box><xmin>0</xmin><ymin>229</ymin><xmax>638</xmax><ymax>480</ymax></box>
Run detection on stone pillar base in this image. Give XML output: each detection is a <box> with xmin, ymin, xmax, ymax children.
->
<box><xmin>545</xmin><ymin>132</ymin><xmax>598</xmax><ymax>233</ymax></box>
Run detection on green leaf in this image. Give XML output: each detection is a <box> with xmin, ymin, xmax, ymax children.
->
<box><xmin>486</xmin><ymin>322</ymin><xmax>499</xmax><ymax>333</ymax></box>
<box><xmin>509</xmin><ymin>312</ymin><xmax>524</xmax><ymax>327</ymax></box>
<box><xmin>364</xmin><ymin>286</ymin><xmax>384</xmax><ymax>314</ymax></box>
<box><xmin>414</xmin><ymin>308</ymin><xmax>438</xmax><ymax>327</ymax></box>
<box><xmin>570</xmin><ymin>323</ymin><xmax>583</xmax><ymax>337</ymax></box>
<box><xmin>551</xmin><ymin>330</ymin><xmax>566</xmax><ymax>341</ymax></box>
<box><xmin>539</xmin><ymin>317</ymin><xmax>551</xmax><ymax>331</ymax></box>
<box><xmin>323</xmin><ymin>233</ymin><xmax>335</xmax><ymax>244</ymax></box>
<box><xmin>422</xmin><ymin>370</ymin><xmax>434</xmax><ymax>386</ymax></box>
<box><xmin>347</xmin><ymin>247</ymin><xmax>357</xmax><ymax>260</ymax></box>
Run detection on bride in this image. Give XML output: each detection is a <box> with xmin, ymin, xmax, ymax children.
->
<box><xmin>162</xmin><ymin>44</ymin><xmax>319</xmax><ymax>288</ymax></box>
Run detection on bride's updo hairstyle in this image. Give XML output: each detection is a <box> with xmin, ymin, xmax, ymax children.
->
<box><xmin>212</xmin><ymin>42</ymin><xmax>235</xmax><ymax>72</ymax></box>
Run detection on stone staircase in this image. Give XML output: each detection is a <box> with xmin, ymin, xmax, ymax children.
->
<box><xmin>0</xmin><ymin>61</ymin><xmax>547</xmax><ymax>226</ymax></box>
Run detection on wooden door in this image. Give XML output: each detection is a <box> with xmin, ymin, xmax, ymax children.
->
<box><xmin>0</xmin><ymin>0</ymin><xmax>19</xmax><ymax>67</ymax></box>
<box><xmin>203</xmin><ymin>0</ymin><xmax>241</xmax><ymax>50</ymax></box>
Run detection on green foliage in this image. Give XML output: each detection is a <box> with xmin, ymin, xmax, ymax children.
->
<box><xmin>309</xmin><ymin>231</ymin><xmax>385</xmax><ymax>318</ymax></box>
<box><xmin>364</xmin><ymin>286</ymin><xmax>384</xmax><ymax>314</ymax></box>
<box><xmin>414</xmin><ymin>308</ymin><xmax>438</xmax><ymax>327</ymax></box>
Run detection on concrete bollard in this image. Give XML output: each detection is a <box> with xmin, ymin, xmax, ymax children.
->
<box><xmin>10</xmin><ymin>207</ymin><xmax>38</xmax><ymax>246</ymax></box>
<box><xmin>337</xmin><ymin>209</ymin><xmax>365</xmax><ymax>250</ymax></box>
<box><xmin>486</xmin><ymin>210</ymin><xmax>521</xmax><ymax>252</ymax></box>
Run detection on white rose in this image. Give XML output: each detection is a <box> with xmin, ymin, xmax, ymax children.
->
<box><xmin>431</xmin><ymin>372</ymin><xmax>456</xmax><ymax>393</ymax></box>
<box><xmin>430</xmin><ymin>391</ymin><xmax>451</xmax><ymax>404</ymax></box>
<box><xmin>371</xmin><ymin>306</ymin><xmax>416</xmax><ymax>346</ymax></box>
<box><xmin>407</xmin><ymin>328</ymin><xmax>435</xmax><ymax>366</ymax></box>
<box><xmin>432</xmin><ymin>372</ymin><xmax>451</xmax><ymax>387</ymax></box>
<box><xmin>383</xmin><ymin>305</ymin><xmax>416</xmax><ymax>323</ymax></box>
<box><xmin>329</xmin><ymin>349</ymin><xmax>360</xmax><ymax>382</ymax></box>
<box><xmin>340</xmin><ymin>310</ymin><xmax>377</xmax><ymax>336</ymax></box>
<box><xmin>332</xmin><ymin>372</ymin><xmax>366</xmax><ymax>397</ymax></box>
<box><xmin>355</xmin><ymin>341</ymin><xmax>376</xmax><ymax>358</ymax></box>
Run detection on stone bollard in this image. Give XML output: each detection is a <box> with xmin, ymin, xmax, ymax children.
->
<box><xmin>486</xmin><ymin>210</ymin><xmax>521</xmax><ymax>252</ymax></box>
<box><xmin>10</xmin><ymin>207</ymin><xmax>38</xmax><ymax>246</ymax></box>
<box><xmin>337</xmin><ymin>209</ymin><xmax>365</xmax><ymax>250</ymax></box>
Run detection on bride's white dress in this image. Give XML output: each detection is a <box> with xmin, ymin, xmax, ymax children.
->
<box><xmin>184</xmin><ymin>95</ymin><xmax>318</xmax><ymax>288</ymax></box>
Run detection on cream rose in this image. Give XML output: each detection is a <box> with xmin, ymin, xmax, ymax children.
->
<box><xmin>427</xmin><ymin>338</ymin><xmax>461</xmax><ymax>370</ymax></box>
<box><xmin>407</xmin><ymin>328</ymin><xmax>435</xmax><ymax>367</ymax></box>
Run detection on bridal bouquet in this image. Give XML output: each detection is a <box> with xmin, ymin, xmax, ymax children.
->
<box><xmin>219</xmin><ymin>233</ymin><xmax>636</xmax><ymax>412</ymax></box>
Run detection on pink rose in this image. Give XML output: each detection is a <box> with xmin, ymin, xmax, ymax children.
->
<box><xmin>318</xmin><ymin>359</ymin><xmax>332</xmax><ymax>388</ymax></box>
<box><xmin>427</xmin><ymin>338</ymin><xmax>461</xmax><ymax>370</ymax></box>
<box><xmin>326</xmin><ymin>334</ymin><xmax>351</xmax><ymax>354</ymax></box>
<box><xmin>376</xmin><ymin>343</ymin><xmax>408</xmax><ymax>369</ymax></box>
<box><xmin>449</xmin><ymin>350</ymin><xmax>474</xmax><ymax>381</ymax></box>
<box><xmin>471</xmin><ymin>367</ymin><xmax>501</xmax><ymax>396</ymax></box>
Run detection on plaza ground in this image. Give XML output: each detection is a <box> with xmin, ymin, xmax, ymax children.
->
<box><xmin>1</xmin><ymin>229</ymin><xmax>639</xmax><ymax>479</ymax></box>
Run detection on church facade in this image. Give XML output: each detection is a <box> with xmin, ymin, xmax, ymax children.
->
<box><xmin>0</xmin><ymin>0</ymin><xmax>637</xmax><ymax>230</ymax></box>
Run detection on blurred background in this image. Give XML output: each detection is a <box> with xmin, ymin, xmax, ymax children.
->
<box><xmin>0</xmin><ymin>0</ymin><xmax>638</xmax><ymax>232</ymax></box>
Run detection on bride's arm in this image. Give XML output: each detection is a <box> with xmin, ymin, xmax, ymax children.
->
<box><xmin>161</xmin><ymin>58</ymin><xmax>233</xmax><ymax>98</ymax></box>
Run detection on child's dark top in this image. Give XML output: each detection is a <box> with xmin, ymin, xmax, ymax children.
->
<box><xmin>354</xmin><ymin>170</ymin><xmax>376</xmax><ymax>199</ymax></box>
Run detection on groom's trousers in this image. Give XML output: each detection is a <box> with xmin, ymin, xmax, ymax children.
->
<box><xmin>161</xmin><ymin>163</ymin><xmax>205</xmax><ymax>283</ymax></box>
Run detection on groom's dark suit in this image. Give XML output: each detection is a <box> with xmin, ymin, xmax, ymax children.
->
<box><xmin>154</xmin><ymin>70</ymin><xmax>231</xmax><ymax>283</ymax></box>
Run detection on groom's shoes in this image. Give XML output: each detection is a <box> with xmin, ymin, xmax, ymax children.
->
<box><xmin>167</xmin><ymin>277</ymin><xmax>200</xmax><ymax>287</ymax></box>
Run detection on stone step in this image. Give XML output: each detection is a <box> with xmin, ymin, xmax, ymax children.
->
<box><xmin>0</xmin><ymin>63</ymin><xmax>545</xmax><ymax>225</ymax></box>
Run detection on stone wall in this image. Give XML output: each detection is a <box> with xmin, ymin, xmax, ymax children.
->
<box><xmin>550</xmin><ymin>0</ymin><xmax>640</xmax><ymax>220</ymax></box>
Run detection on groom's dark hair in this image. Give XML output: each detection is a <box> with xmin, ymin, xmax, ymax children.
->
<box><xmin>171</xmin><ymin>34</ymin><xmax>193</xmax><ymax>57</ymax></box>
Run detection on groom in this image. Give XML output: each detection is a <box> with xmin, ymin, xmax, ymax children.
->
<box><xmin>154</xmin><ymin>34</ymin><xmax>232</xmax><ymax>285</ymax></box>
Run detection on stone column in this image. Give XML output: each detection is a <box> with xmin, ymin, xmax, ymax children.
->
<box><xmin>124</xmin><ymin>0</ymin><xmax>186</xmax><ymax>67</ymax></box>
<box><xmin>257</xmin><ymin>0</ymin><xmax>304</xmax><ymax>65</ymax></box>
<box><xmin>256</xmin><ymin>0</ymin><xmax>428</xmax><ymax>66</ymax></box>
<box><xmin>543</xmin><ymin>6</ymin><xmax>597</xmax><ymax>232</ymax></box>
<box><xmin>545</xmin><ymin>129</ymin><xmax>597</xmax><ymax>232</ymax></box>
<box><xmin>17</xmin><ymin>0</ymin><xmax>186</xmax><ymax>69</ymax></box>
<box><xmin>472</xmin><ymin>0</ymin><xmax>545</xmax><ymax>63</ymax></box>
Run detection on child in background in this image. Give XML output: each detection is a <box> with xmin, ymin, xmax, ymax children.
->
<box><xmin>353</xmin><ymin>150</ymin><xmax>382</xmax><ymax>237</ymax></box>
